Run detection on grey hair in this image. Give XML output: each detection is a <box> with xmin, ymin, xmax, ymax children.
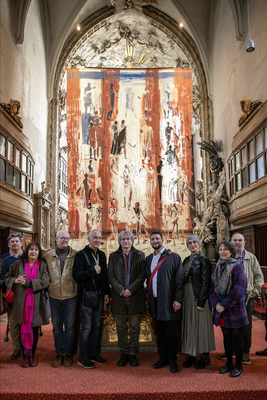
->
<box><xmin>7</xmin><ymin>233</ymin><xmax>23</xmax><ymax>243</ymax></box>
<box><xmin>118</xmin><ymin>230</ymin><xmax>134</xmax><ymax>245</ymax></box>
<box><xmin>56</xmin><ymin>230</ymin><xmax>70</xmax><ymax>238</ymax></box>
<box><xmin>88</xmin><ymin>229</ymin><xmax>102</xmax><ymax>239</ymax></box>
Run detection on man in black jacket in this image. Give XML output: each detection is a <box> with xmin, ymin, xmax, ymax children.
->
<box><xmin>73</xmin><ymin>229</ymin><xmax>110</xmax><ymax>369</ymax></box>
<box><xmin>108</xmin><ymin>230</ymin><xmax>146</xmax><ymax>367</ymax></box>
<box><xmin>146</xmin><ymin>230</ymin><xmax>184</xmax><ymax>373</ymax></box>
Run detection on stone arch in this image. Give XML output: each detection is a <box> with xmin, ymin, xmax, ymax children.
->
<box><xmin>48</xmin><ymin>5</ymin><xmax>212</xmax><ymax>238</ymax></box>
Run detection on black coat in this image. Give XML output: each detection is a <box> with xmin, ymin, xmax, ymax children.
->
<box><xmin>72</xmin><ymin>245</ymin><xmax>110</xmax><ymax>302</ymax></box>
<box><xmin>108</xmin><ymin>246</ymin><xmax>146</xmax><ymax>315</ymax></box>
<box><xmin>183</xmin><ymin>252</ymin><xmax>212</xmax><ymax>308</ymax></box>
<box><xmin>146</xmin><ymin>249</ymin><xmax>184</xmax><ymax>321</ymax></box>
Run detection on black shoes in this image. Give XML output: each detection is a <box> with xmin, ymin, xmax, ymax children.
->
<box><xmin>129</xmin><ymin>355</ymin><xmax>139</xmax><ymax>367</ymax></box>
<box><xmin>152</xmin><ymin>358</ymin><xmax>169</xmax><ymax>369</ymax></box>
<box><xmin>117</xmin><ymin>353</ymin><xmax>129</xmax><ymax>367</ymax></box>
<box><xmin>170</xmin><ymin>362</ymin><xmax>179</xmax><ymax>373</ymax></box>
<box><xmin>194</xmin><ymin>353</ymin><xmax>211</xmax><ymax>369</ymax></box>
<box><xmin>183</xmin><ymin>355</ymin><xmax>197</xmax><ymax>368</ymax></box>
<box><xmin>90</xmin><ymin>354</ymin><xmax>107</xmax><ymax>365</ymax></box>
<box><xmin>219</xmin><ymin>364</ymin><xmax>234</xmax><ymax>374</ymax></box>
<box><xmin>256</xmin><ymin>348</ymin><xmax>267</xmax><ymax>356</ymax></box>
<box><xmin>230</xmin><ymin>366</ymin><xmax>243</xmax><ymax>378</ymax></box>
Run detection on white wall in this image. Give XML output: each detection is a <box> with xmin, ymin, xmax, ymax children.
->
<box><xmin>210</xmin><ymin>0</ymin><xmax>267</xmax><ymax>162</ymax></box>
<box><xmin>0</xmin><ymin>0</ymin><xmax>48</xmax><ymax>193</ymax></box>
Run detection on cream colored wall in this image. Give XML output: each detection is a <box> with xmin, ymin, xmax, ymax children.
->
<box><xmin>210</xmin><ymin>0</ymin><xmax>267</xmax><ymax>163</ymax></box>
<box><xmin>0</xmin><ymin>0</ymin><xmax>48</xmax><ymax>193</ymax></box>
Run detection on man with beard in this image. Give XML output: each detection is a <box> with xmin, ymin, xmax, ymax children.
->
<box><xmin>218</xmin><ymin>233</ymin><xmax>264</xmax><ymax>365</ymax></box>
<box><xmin>146</xmin><ymin>230</ymin><xmax>184</xmax><ymax>373</ymax></box>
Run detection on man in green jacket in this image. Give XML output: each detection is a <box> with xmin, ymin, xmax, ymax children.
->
<box><xmin>45</xmin><ymin>230</ymin><xmax>77</xmax><ymax>367</ymax></box>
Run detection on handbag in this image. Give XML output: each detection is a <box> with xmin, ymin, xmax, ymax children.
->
<box><xmin>5</xmin><ymin>289</ymin><xmax>15</xmax><ymax>305</ymax></box>
<box><xmin>82</xmin><ymin>250</ymin><xmax>99</xmax><ymax>308</ymax></box>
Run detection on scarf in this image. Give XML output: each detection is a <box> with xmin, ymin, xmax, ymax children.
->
<box><xmin>183</xmin><ymin>251</ymin><xmax>204</xmax><ymax>282</ymax></box>
<box><xmin>20</xmin><ymin>259</ymin><xmax>40</xmax><ymax>356</ymax></box>
<box><xmin>211</xmin><ymin>258</ymin><xmax>236</xmax><ymax>298</ymax></box>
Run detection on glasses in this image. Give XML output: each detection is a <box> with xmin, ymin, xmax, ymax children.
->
<box><xmin>58</xmin><ymin>237</ymin><xmax>69</xmax><ymax>240</ymax></box>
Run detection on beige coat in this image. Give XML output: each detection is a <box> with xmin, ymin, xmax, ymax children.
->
<box><xmin>45</xmin><ymin>247</ymin><xmax>78</xmax><ymax>300</ymax></box>
<box><xmin>4</xmin><ymin>259</ymin><xmax>50</xmax><ymax>327</ymax></box>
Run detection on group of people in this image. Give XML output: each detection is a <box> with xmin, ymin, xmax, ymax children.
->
<box><xmin>0</xmin><ymin>230</ymin><xmax>265</xmax><ymax>378</ymax></box>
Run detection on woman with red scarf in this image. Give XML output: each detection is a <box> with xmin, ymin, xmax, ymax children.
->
<box><xmin>4</xmin><ymin>243</ymin><xmax>50</xmax><ymax>368</ymax></box>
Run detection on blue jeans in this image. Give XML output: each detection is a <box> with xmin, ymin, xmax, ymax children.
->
<box><xmin>49</xmin><ymin>296</ymin><xmax>77</xmax><ymax>355</ymax></box>
<box><xmin>79</xmin><ymin>296</ymin><xmax>103</xmax><ymax>361</ymax></box>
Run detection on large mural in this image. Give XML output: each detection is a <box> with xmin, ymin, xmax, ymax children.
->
<box><xmin>67</xmin><ymin>68</ymin><xmax>193</xmax><ymax>256</ymax></box>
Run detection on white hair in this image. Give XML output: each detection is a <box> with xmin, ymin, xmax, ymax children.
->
<box><xmin>88</xmin><ymin>229</ymin><xmax>102</xmax><ymax>239</ymax></box>
<box><xmin>56</xmin><ymin>230</ymin><xmax>70</xmax><ymax>238</ymax></box>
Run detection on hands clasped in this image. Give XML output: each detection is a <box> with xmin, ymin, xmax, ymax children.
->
<box><xmin>14</xmin><ymin>275</ymin><xmax>26</xmax><ymax>285</ymax></box>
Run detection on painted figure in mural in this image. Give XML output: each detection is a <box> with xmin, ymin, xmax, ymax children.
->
<box><xmin>88</xmin><ymin>160</ymin><xmax>94</xmax><ymax>174</ymax></box>
<box><xmin>84</xmin><ymin>83</ymin><xmax>94</xmax><ymax>116</ymax></box>
<box><xmin>125</xmin><ymin>88</ymin><xmax>137</xmax><ymax>119</ymax></box>
<box><xmin>162</xmin><ymin>83</ymin><xmax>171</xmax><ymax>119</ymax></box>
<box><xmin>77</xmin><ymin>172</ymin><xmax>93</xmax><ymax>208</ymax></box>
<box><xmin>165</xmin><ymin>122</ymin><xmax>174</xmax><ymax>147</ymax></box>
<box><xmin>117</xmin><ymin>120</ymin><xmax>127</xmax><ymax>158</ymax></box>
<box><xmin>109</xmin><ymin>201</ymin><xmax>118</xmax><ymax>236</ymax></box>
<box><xmin>107</xmin><ymin>83</ymin><xmax>117</xmax><ymax>120</ymax></box>
<box><xmin>165</xmin><ymin>145</ymin><xmax>177</xmax><ymax>165</ymax></box>
<box><xmin>121</xmin><ymin>164</ymin><xmax>133</xmax><ymax>209</ymax></box>
<box><xmin>88</xmin><ymin>122</ymin><xmax>97</xmax><ymax>160</ymax></box>
<box><xmin>144</xmin><ymin>87</ymin><xmax>152</xmax><ymax>121</ymax></box>
<box><xmin>92</xmin><ymin>110</ymin><xmax>100</xmax><ymax>127</ymax></box>
<box><xmin>110</xmin><ymin>121</ymin><xmax>119</xmax><ymax>155</ymax></box>
<box><xmin>132</xmin><ymin>202</ymin><xmax>148</xmax><ymax>245</ymax></box>
<box><xmin>147</xmin><ymin>161</ymin><xmax>155</xmax><ymax>201</ymax></box>
<box><xmin>157</xmin><ymin>160</ymin><xmax>163</xmax><ymax>201</ymax></box>
<box><xmin>141</xmin><ymin>122</ymin><xmax>152</xmax><ymax>161</ymax></box>
<box><xmin>170</xmin><ymin>203</ymin><xmax>179</xmax><ymax>245</ymax></box>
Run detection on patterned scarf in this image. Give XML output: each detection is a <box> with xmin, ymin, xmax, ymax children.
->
<box><xmin>21</xmin><ymin>260</ymin><xmax>40</xmax><ymax>356</ymax></box>
<box><xmin>183</xmin><ymin>251</ymin><xmax>204</xmax><ymax>282</ymax></box>
<box><xmin>211</xmin><ymin>258</ymin><xmax>236</xmax><ymax>298</ymax></box>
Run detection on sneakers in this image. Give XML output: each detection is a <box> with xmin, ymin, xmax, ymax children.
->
<box><xmin>256</xmin><ymin>348</ymin><xmax>267</xmax><ymax>356</ymax></box>
<box><xmin>78</xmin><ymin>358</ymin><xmax>95</xmax><ymax>369</ymax></box>
<box><xmin>90</xmin><ymin>354</ymin><xmax>107</xmax><ymax>365</ymax></box>
<box><xmin>217</xmin><ymin>352</ymin><xmax>236</xmax><ymax>360</ymax></box>
<box><xmin>52</xmin><ymin>354</ymin><xmax>63</xmax><ymax>367</ymax></box>
<box><xmin>241</xmin><ymin>353</ymin><xmax>251</xmax><ymax>365</ymax></box>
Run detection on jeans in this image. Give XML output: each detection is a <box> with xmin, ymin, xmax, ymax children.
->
<box><xmin>114</xmin><ymin>297</ymin><xmax>141</xmax><ymax>355</ymax></box>
<box><xmin>49</xmin><ymin>296</ymin><xmax>77</xmax><ymax>355</ymax></box>
<box><xmin>79</xmin><ymin>296</ymin><xmax>103</xmax><ymax>361</ymax></box>
<box><xmin>241</xmin><ymin>297</ymin><xmax>254</xmax><ymax>354</ymax></box>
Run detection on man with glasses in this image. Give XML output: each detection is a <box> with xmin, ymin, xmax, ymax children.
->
<box><xmin>1</xmin><ymin>233</ymin><xmax>23</xmax><ymax>359</ymax></box>
<box><xmin>45</xmin><ymin>230</ymin><xmax>78</xmax><ymax>367</ymax></box>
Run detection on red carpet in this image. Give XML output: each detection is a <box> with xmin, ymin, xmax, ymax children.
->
<box><xmin>0</xmin><ymin>321</ymin><xmax>267</xmax><ymax>400</ymax></box>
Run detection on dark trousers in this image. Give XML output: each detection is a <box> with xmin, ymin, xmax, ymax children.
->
<box><xmin>155</xmin><ymin>319</ymin><xmax>178</xmax><ymax>363</ymax></box>
<box><xmin>241</xmin><ymin>297</ymin><xmax>254</xmax><ymax>354</ymax></box>
<box><xmin>221</xmin><ymin>327</ymin><xmax>243</xmax><ymax>370</ymax></box>
<box><xmin>114</xmin><ymin>297</ymin><xmax>141</xmax><ymax>355</ymax></box>
<box><xmin>20</xmin><ymin>326</ymin><xmax>39</xmax><ymax>359</ymax></box>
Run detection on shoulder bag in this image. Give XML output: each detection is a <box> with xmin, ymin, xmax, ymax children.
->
<box><xmin>82</xmin><ymin>250</ymin><xmax>99</xmax><ymax>308</ymax></box>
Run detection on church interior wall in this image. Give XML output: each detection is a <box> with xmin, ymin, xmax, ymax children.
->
<box><xmin>0</xmin><ymin>0</ymin><xmax>48</xmax><ymax>194</ymax></box>
<box><xmin>210</xmin><ymin>0</ymin><xmax>267</xmax><ymax>163</ymax></box>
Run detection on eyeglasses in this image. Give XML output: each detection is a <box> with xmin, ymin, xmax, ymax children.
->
<box><xmin>58</xmin><ymin>237</ymin><xmax>69</xmax><ymax>240</ymax></box>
